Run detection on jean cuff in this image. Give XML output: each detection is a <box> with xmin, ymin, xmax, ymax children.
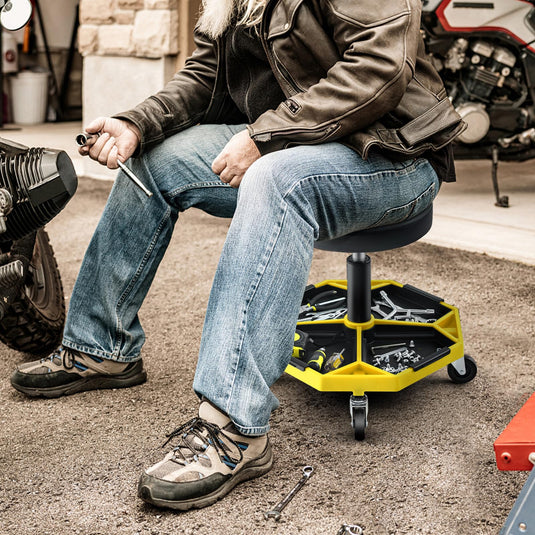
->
<box><xmin>232</xmin><ymin>421</ymin><xmax>270</xmax><ymax>437</ymax></box>
<box><xmin>62</xmin><ymin>339</ymin><xmax>141</xmax><ymax>363</ymax></box>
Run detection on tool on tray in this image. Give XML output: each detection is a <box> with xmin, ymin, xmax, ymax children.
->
<box><xmin>308</xmin><ymin>347</ymin><xmax>326</xmax><ymax>371</ymax></box>
<box><xmin>371</xmin><ymin>289</ymin><xmax>436</xmax><ymax>323</ymax></box>
<box><xmin>300</xmin><ymin>289</ymin><xmax>347</xmax><ymax>321</ymax></box>
<box><xmin>323</xmin><ymin>348</ymin><xmax>346</xmax><ymax>373</ymax></box>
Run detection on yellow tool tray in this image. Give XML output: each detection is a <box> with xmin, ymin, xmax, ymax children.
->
<box><xmin>286</xmin><ymin>279</ymin><xmax>464</xmax><ymax>397</ymax></box>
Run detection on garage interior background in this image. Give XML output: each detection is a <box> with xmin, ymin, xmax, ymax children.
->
<box><xmin>1</xmin><ymin>0</ymin><xmax>202</xmax><ymax>125</ymax></box>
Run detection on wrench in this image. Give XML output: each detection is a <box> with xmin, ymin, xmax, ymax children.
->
<box><xmin>264</xmin><ymin>465</ymin><xmax>314</xmax><ymax>521</ymax></box>
<box><xmin>302</xmin><ymin>308</ymin><xmax>347</xmax><ymax>322</ymax></box>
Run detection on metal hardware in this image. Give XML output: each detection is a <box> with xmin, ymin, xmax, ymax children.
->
<box><xmin>116</xmin><ymin>160</ymin><xmax>153</xmax><ymax>197</ymax></box>
<box><xmin>264</xmin><ymin>465</ymin><xmax>314</xmax><ymax>521</ymax></box>
<box><xmin>371</xmin><ymin>344</ymin><xmax>423</xmax><ymax>374</ymax></box>
<box><xmin>337</xmin><ymin>524</ymin><xmax>364</xmax><ymax>535</ymax></box>
<box><xmin>449</xmin><ymin>355</ymin><xmax>467</xmax><ymax>376</ymax></box>
<box><xmin>75</xmin><ymin>132</ymin><xmax>153</xmax><ymax>197</ymax></box>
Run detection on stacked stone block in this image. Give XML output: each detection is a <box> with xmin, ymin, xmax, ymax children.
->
<box><xmin>78</xmin><ymin>0</ymin><xmax>180</xmax><ymax>59</ymax></box>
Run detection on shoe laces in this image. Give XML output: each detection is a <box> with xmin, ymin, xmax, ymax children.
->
<box><xmin>162</xmin><ymin>417</ymin><xmax>244</xmax><ymax>469</ymax></box>
<box><xmin>42</xmin><ymin>346</ymin><xmax>75</xmax><ymax>370</ymax></box>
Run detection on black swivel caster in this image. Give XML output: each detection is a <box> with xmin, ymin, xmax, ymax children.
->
<box><xmin>350</xmin><ymin>394</ymin><xmax>368</xmax><ymax>440</ymax></box>
<box><xmin>447</xmin><ymin>354</ymin><xmax>477</xmax><ymax>384</ymax></box>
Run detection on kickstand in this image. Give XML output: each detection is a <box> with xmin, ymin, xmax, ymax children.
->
<box><xmin>491</xmin><ymin>145</ymin><xmax>509</xmax><ymax>208</ymax></box>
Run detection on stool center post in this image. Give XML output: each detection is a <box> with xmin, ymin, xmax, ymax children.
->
<box><xmin>347</xmin><ymin>253</ymin><xmax>371</xmax><ymax>323</ymax></box>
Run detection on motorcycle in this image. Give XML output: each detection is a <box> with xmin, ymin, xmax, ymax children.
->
<box><xmin>0</xmin><ymin>0</ymin><xmax>77</xmax><ymax>353</ymax></box>
<box><xmin>421</xmin><ymin>0</ymin><xmax>535</xmax><ymax>206</ymax></box>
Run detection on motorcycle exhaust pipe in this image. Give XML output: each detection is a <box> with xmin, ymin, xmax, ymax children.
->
<box><xmin>0</xmin><ymin>142</ymin><xmax>78</xmax><ymax>241</ymax></box>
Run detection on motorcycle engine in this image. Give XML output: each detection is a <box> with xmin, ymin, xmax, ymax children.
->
<box><xmin>0</xmin><ymin>141</ymin><xmax>78</xmax><ymax>242</ymax></box>
<box><xmin>440</xmin><ymin>38</ymin><xmax>522</xmax><ymax>144</ymax></box>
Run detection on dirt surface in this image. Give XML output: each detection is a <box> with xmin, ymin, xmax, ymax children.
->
<box><xmin>1</xmin><ymin>178</ymin><xmax>534</xmax><ymax>535</ymax></box>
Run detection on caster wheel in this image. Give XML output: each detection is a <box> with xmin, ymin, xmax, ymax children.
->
<box><xmin>352</xmin><ymin>409</ymin><xmax>366</xmax><ymax>440</ymax></box>
<box><xmin>448</xmin><ymin>354</ymin><xmax>477</xmax><ymax>384</ymax></box>
<box><xmin>350</xmin><ymin>394</ymin><xmax>368</xmax><ymax>441</ymax></box>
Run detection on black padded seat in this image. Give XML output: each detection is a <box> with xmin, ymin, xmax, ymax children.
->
<box><xmin>315</xmin><ymin>205</ymin><xmax>433</xmax><ymax>253</ymax></box>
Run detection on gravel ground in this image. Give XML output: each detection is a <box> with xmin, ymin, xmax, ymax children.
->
<box><xmin>1</xmin><ymin>178</ymin><xmax>533</xmax><ymax>535</ymax></box>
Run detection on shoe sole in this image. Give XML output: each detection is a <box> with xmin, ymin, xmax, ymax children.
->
<box><xmin>10</xmin><ymin>368</ymin><xmax>147</xmax><ymax>398</ymax></box>
<box><xmin>137</xmin><ymin>442</ymin><xmax>274</xmax><ymax>511</ymax></box>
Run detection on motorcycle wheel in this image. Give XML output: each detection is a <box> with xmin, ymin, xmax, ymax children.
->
<box><xmin>0</xmin><ymin>228</ymin><xmax>65</xmax><ymax>354</ymax></box>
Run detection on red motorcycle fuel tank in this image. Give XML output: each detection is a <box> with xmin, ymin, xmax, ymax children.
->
<box><xmin>434</xmin><ymin>0</ymin><xmax>535</xmax><ymax>51</ymax></box>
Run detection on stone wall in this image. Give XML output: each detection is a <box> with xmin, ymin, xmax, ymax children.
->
<box><xmin>78</xmin><ymin>0</ymin><xmax>180</xmax><ymax>59</ymax></box>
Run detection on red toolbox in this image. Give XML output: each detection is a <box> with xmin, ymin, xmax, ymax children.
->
<box><xmin>494</xmin><ymin>393</ymin><xmax>535</xmax><ymax>471</ymax></box>
<box><xmin>494</xmin><ymin>393</ymin><xmax>535</xmax><ymax>534</ymax></box>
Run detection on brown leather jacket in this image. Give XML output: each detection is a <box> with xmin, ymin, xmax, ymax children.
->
<box><xmin>116</xmin><ymin>0</ymin><xmax>465</xmax><ymax>159</ymax></box>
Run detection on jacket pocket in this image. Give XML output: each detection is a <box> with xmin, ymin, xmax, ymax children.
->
<box><xmin>267</xmin><ymin>0</ymin><xmax>305</xmax><ymax>38</ymax></box>
<box><xmin>370</xmin><ymin>181</ymin><xmax>436</xmax><ymax>228</ymax></box>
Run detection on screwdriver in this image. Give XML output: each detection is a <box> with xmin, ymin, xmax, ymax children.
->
<box><xmin>75</xmin><ymin>132</ymin><xmax>153</xmax><ymax>197</ymax></box>
<box><xmin>307</xmin><ymin>348</ymin><xmax>326</xmax><ymax>372</ymax></box>
<box><xmin>323</xmin><ymin>348</ymin><xmax>346</xmax><ymax>373</ymax></box>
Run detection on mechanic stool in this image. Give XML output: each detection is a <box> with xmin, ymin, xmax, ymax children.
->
<box><xmin>286</xmin><ymin>205</ymin><xmax>477</xmax><ymax>439</ymax></box>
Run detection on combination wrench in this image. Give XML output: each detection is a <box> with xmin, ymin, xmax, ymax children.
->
<box><xmin>264</xmin><ymin>465</ymin><xmax>314</xmax><ymax>521</ymax></box>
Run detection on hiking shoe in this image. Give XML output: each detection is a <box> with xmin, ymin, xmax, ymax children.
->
<box><xmin>138</xmin><ymin>400</ymin><xmax>273</xmax><ymax>510</ymax></box>
<box><xmin>10</xmin><ymin>346</ymin><xmax>147</xmax><ymax>398</ymax></box>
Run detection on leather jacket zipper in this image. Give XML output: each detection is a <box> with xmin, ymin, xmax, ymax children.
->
<box><xmin>259</xmin><ymin>5</ymin><xmax>302</xmax><ymax>97</ymax></box>
<box><xmin>272</xmin><ymin>48</ymin><xmax>304</xmax><ymax>95</ymax></box>
<box><xmin>205</xmin><ymin>38</ymin><xmax>227</xmax><ymax>121</ymax></box>
<box><xmin>254</xmin><ymin>122</ymin><xmax>340</xmax><ymax>143</ymax></box>
<box><xmin>261</xmin><ymin>41</ymin><xmax>302</xmax><ymax>96</ymax></box>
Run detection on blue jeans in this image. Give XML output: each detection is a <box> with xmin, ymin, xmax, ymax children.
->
<box><xmin>63</xmin><ymin>124</ymin><xmax>439</xmax><ymax>435</ymax></box>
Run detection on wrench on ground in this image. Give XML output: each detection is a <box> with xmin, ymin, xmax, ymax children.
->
<box><xmin>264</xmin><ymin>465</ymin><xmax>314</xmax><ymax>521</ymax></box>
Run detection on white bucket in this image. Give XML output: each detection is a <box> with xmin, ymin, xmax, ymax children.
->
<box><xmin>10</xmin><ymin>71</ymin><xmax>49</xmax><ymax>125</ymax></box>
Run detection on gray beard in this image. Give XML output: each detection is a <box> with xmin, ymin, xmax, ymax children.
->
<box><xmin>197</xmin><ymin>0</ymin><xmax>237</xmax><ymax>39</ymax></box>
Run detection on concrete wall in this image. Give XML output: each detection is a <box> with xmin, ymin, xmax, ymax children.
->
<box><xmin>81</xmin><ymin>55</ymin><xmax>177</xmax><ymax>124</ymax></box>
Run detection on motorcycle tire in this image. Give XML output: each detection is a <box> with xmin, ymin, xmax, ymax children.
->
<box><xmin>0</xmin><ymin>228</ymin><xmax>65</xmax><ymax>354</ymax></box>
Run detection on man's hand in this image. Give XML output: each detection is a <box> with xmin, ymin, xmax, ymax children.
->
<box><xmin>78</xmin><ymin>117</ymin><xmax>141</xmax><ymax>169</ymax></box>
<box><xmin>212</xmin><ymin>130</ymin><xmax>261</xmax><ymax>188</ymax></box>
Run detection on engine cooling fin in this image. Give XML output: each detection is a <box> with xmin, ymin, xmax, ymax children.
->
<box><xmin>0</xmin><ymin>147</ymin><xmax>77</xmax><ymax>241</ymax></box>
